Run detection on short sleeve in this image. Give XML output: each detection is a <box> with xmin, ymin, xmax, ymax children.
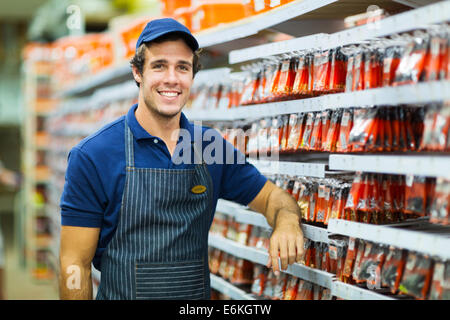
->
<box><xmin>219</xmin><ymin>139</ymin><xmax>267</xmax><ymax>206</ymax></box>
<box><xmin>60</xmin><ymin>147</ymin><xmax>106</xmax><ymax>227</ymax></box>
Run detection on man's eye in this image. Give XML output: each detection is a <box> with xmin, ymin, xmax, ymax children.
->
<box><xmin>152</xmin><ymin>64</ymin><xmax>163</xmax><ymax>69</ymax></box>
<box><xmin>179</xmin><ymin>65</ymin><xmax>190</xmax><ymax>71</ymax></box>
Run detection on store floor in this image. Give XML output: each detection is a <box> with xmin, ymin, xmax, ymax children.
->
<box><xmin>2</xmin><ymin>214</ymin><xmax>59</xmax><ymax>300</ymax></box>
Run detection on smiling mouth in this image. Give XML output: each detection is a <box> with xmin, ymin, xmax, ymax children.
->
<box><xmin>158</xmin><ymin>90</ymin><xmax>181</xmax><ymax>97</ymax></box>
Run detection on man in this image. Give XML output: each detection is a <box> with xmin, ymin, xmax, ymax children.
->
<box><xmin>59</xmin><ymin>18</ymin><xmax>304</xmax><ymax>300</ymax></box>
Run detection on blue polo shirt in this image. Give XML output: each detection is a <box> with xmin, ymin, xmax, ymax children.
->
<box><xmin>60</xmin><ymin>104</ymin><xmax>267</xmax><ymax>270</ymax></box>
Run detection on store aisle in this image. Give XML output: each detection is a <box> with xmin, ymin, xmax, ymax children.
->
<box><xmin>2</xmin><ymin>215</ymin><xmax>58</xmax><ymax>300</ymax></box>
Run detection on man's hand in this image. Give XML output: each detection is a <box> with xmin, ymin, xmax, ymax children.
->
<box><xmin>267</xmin><ymin>211</ymin><xmax>304</xmax><ymax>275</ymax></box>
<box><xmin>248</xmin><ymin>180</ymin><xmax>305</xmax><ymax>275</ymax></box>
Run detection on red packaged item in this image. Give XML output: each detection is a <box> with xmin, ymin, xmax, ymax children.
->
<box><xmin>352</xmin><ymin>240</ymin><xmax>366</xmax><ymax>282</ymax></box>
<box><xmin>248</xmin><ymin>226</ymin><xmax>261</xmax><ymax>247</ymax></box>
<box><xmin>296</xmin><ymin>280</ymin><xmax>313</xmax><ymax>300</ymax></box>
<box><xmin>239</xmin><ymin>69</ymin><xmax>260</xmax><ymax>105</ymax></box>
<box><xmin>297</xmin><ymin>180</ymin><xmax>311</xmax><ymax>221</ymax></box>
<box><xmin>275</xmin><ymin>56</ymin><xmax>296</xmax><ymax>99</ymax></box>
<box><xmin>286</xmin><ymin>113</ymin><xmax>306</xmax><ymax>152</ymax></box>
<box><xmin>320</xmin><ymin>288</ymin><xmax>333</xmax><ymax>300</ymax></box>
<box><xmin>272</xmin><ymin>273</ymin><xmax>288</xmax><ymax>300</ymax></box>
<box><xmin>422</xmin><ymin>30</ymin><xmax>445</xmax><ymax>81</ymax></box>
<box><xmin>381</xmin><ymin>246</ymin><xmax>407</xmax><ymax>294</ymax></box>
<box><xmin>308</xmin><ymin>184</ymin><xmax>319</xmax><ymax>222</ymax></box>
<box><xmin>279</xmin><ymin>115</ymin><xmax>290</xmax><ymax>152</ymax></box>
<box><xmin>429</xmin><ymin>260</ymin><xmax>450</xmax><ymax>300</ymax></box>
<box><xmin>330</xmin><ymin>183</ymin><xmax>349</xmax><ymax>221</ymax></box>
<box><xmin>258</xmin><ymin>118</ymin><xmax>271</xmax><ymax>156</ymax></box>
<box><xmin>267</xmin><ymin>60</ymin><xmax>282</xmax><ymax>102</ymax></box>
<box><xmin>345</xmin><ymin>172</ymin><xmax>363</xmax><ymax>219</ymax></box>
<box><xmin>232</xmin><ymin>259</ymin><xmax>254</xmax><ymax>285</ymax></box>
<box><xmin>430</xmin><ymin>178</ymin><xmax>450</xmax><ymax>226</ymax></box>
<box><xmin>323</xmin><ymin>109</ymin><xmax>342</xmax><ymax>152</ymax></box>
<box><xmin>356</xmin><ymin>243</ymin><xmax>388</xmax><ymax>288</ymax></box>
<box><xmin>393</xmin><ymin>32</ymin><xmax>429</xmax><ymax>86</ymax></box>
<box><xmin>259</xmin><ymin>61</ymin><xmax>279</xmax><ymax>103</ymax></box>
<box><xmin>399</xmin><ymin>252</ymin><xmax>434</xmax><ymax>300</ymax></box>
<box><xmin>251</xmin><ymin>265</ymin><xmax>267</xmax><ymax>296</ymax></box>
<box><xmin>321</xmin><ymin>242</ymin><xmax>330</xmax><ymax>273</ymax></box>
<box><xmin>218</xmin><ymin>252</ymin><xmax>229</xmax><ymax>278</ymax></box>
<box><xmin>309</xmin><ymin>112</ymin><xmax>323</xmax><ymax>151</ymax></box>
<box><xmin>364</xmin><ymin>47</ymin><xmax>382</xmax><ymax>89</ymax></box>
<box><xmin>269</xmin><ymin>116</ymin><xmax>284</xmax><ymax>155</ymax></box>
<box><xmin>329</xmin><ymin>47</ymin><xmax>347</xmax><ymax>93</ymax></box>
<box><xmin>430</xmin><ymin>102</ymin><xmax>450</xmax><ymax>151</ymax></box>
<box><xmin>225</xmin><ymin>255</ymin><xmax>237</xmax><ymax>280</ymax></box>
<box><xmin>316</xmin><ymin>183</ymin><xmax>328</xmax><ymax>224</ymax></box>
<box><xmin>291</xmin><ymin>53</ymin><xmax>311</xmax><ymax>97</ymax></box>
<box><xmin>404</xmin><ymin>175</ymin><xmax>427</xmax><ymax>216</ymax></box>
<box><xmin>263</xmin><ymin>269</ymin><xmax>276</xmax><ymax>299</ymax></box>
<box><xmin>210</xmin><ymin>249</ymin><xmax>223</xmax><ymax>274</ymax></box>
<box><xmin>348</xmin><ymin>108</ymin><xmax>378</xmax><ymax>152</ymax></box>
<box><xmin>420</xmin><ymin>104</ymin><xmax>440</xmax><ymax>151</ymax></box>
<box><xmin>300</xmin><ymin>112</ymin><xmax>315</xmax><ymax>150</ymax></box>
<box><xmin>336</xmin><ymin>109</ymin><xmax>353</xmax><ymax>153</ymax></box>
<box><xmin>328</xmin><ymin>237</ymin><xmax>347</xmax><ymax>278</ymax></box>
<box><xmin>343</xmin><ymin>48</ymin><xmax>356</xmax><ymax>92</ymax></box>
<box><xmin>342</xmin><ymin>237</ymin><xmax>358</xmax><ymax>280</ymax></box>
<box><xmin>236</xmin><ymin>222</ymin><xmax>252</xmax><ymax>245</ymax></box>
<box><xmin>352</xmin><ymin>48</ymin><xmax>365</xmax><ymax>91</ymax></box>
<box><xmin>320</xmin><ymin>110</ymin><xmax>332</xmax><ymax>151</ymax></box>
<box><xmin>283</xmin><ymin>275</ymin><xmax>299</xmax><ymax>300</ymax></box>
<box><xmin>313</xmin><ymin>284</ymin><xmax>322</xmax><ymax>300</ymax></box>
<box><xmin>382</xmin><ymin>43</ymin><xmax>403</xmax><ymax>87</ymax></box>
<box><xmin>312</xmin><ymin>50</ymin><xmax>331</xmax><ymax>94</ymax></box>
<box><xmin>301</xmin><ymin>239</ymin><xmax>313</xmax><ymax>266</ymax></box>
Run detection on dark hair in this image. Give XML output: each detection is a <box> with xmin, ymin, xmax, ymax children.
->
<box><xmin>130</xmin><ymin>32</ymin><xmax>202</xmax><ymax>87</ymax></box>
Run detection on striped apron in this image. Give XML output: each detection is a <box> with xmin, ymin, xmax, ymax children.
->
<box><xmin>96</xmin><ymin>120</ymin><xmax>213</xmax><ymax>300</ymax></box>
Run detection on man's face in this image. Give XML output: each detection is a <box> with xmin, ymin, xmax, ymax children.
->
<box><xmin>134</xmin><ymin>39</ymin><xmax>194</xmax><ymax>118</ymax></box>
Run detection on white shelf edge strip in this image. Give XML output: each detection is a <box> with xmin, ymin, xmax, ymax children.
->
<box><xmin>331</xmin><ymin>281</ymin><xmax>395</xmax><ymax>300</ymax></box>
<box><xmin>210</xmin><ymin>274</ymin><xmax>256</xmax><ymax>300</ymax></box>
<box><xmin>229</xmin><ymin>0</ymin><xmax>450</xmax><ymax>63</ymax></box>
<box><xmin>248</xmin><ymin>159</ymin><xmax>327</xmax><ymax>178</ymax></box>
<box><xmin>216</xmin><ymin>199</ymin><xmax>330</xmax><ymax>243</ymax></box>
<box><xmin>329</xmin><ymin>154</ymin><xmax>450</xmax><ymax>179</ymax></box>
<box><xmin>208</xmin><ymin>233</ymin><xmax>334</xmax><ymax>288</ymax></box>
<box><xmin>185</xmin><ymin>80</ymin><xmax>450</xmax><ymax>121</ymax></box>
<box><xmin>196</xmin><ymin>0</ymin><xmax>337</xmax><ymax>48</ymax></box>
<box><xmin>327</xmin><ymin>218</ymin><xmax>450</xmax><ymax>260</ymax></box>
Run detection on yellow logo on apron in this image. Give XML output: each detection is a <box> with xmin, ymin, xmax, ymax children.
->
<box><xmin>191</xmin><ymin>185</ymin><xmax>207</xmax><ymax>194</ymax></box>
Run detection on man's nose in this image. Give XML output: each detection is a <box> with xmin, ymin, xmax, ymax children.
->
<box><xmin>164</xmin><ymin>67</ymin><xmax>179</xmax><ymax>84</ymax></box>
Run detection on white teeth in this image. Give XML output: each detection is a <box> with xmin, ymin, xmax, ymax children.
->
<box><xmin>159</xmin><ymin>91</ymin><xmax>178</xmax><ymax>97</ymax></box>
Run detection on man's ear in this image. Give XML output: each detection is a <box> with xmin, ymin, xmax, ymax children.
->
<box><xmin>131</xmin><ymin>65</ymin><xmax>142</xmax><ymax>85</ymax></box>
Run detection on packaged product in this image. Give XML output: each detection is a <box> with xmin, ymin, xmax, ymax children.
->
<box><xmin>381</xmin><ymin>246</ymin><xmax>407</xmax><ymax>294</ymax></box>
<box><xmin>429</xmin><ymin>260</ymin><xmax>450</xmax><ymax>300</ymax></box>
<box><xmin>283</xmin><ymin>275</ymin><xmax>299</xmax><ymax>300</ymax></box>
<box><xmin>398</xmin><ymin>252</ymin><xmax>434</xmax><ymax>300</ymax></box>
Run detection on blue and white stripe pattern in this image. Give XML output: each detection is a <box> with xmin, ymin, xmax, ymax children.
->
<box><xmin>96</xmin><ymin>120</ymin><xmax>213</xmax><ymax>300</ymax></box>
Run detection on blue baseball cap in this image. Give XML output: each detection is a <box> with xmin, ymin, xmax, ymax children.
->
<box><xmin>135</xmin><ymin>18</ymin><xmax>199</xmax><ymax>52</ymax></box>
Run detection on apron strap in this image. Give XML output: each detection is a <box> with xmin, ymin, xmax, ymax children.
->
<box><xmin>124</xmin><ymin>119</ymin><xmax>135</xmax><ymax>167</ymax></box>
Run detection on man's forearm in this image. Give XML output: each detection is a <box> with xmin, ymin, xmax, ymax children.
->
<box><xmin>59</xmin><ymin>262</ymin><xmax>93</xmax><ymax>300</ymax></box>
<box><xmin>264</xmin><ymin>187</ymin><xmax>302</xmax><ymax>229</ymax></box>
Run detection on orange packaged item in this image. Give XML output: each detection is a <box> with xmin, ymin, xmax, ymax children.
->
<box><xmin>344</xmin><ymin>172</ymin><xmax>363</xmax><ymax>220</ymax></box>
<box><xmin>251</xmin><ymin>265</ymin><xmax>267</xmax><ymax>296</ymax></box>
<box><xmin>357</xmin><ymin>243</ymin><xmax>388</xmax><ymax>288</ymax></box>
<box><xmin>429</xmin><ymin>260</ymin><xmax>450</xmax><ymax>300</ymax></box>
<box><xmin>191</xmin><ymin>0</ymin><xmax>247</xmax><ymax>32</ymax></box>
<box><xmin>272</xmin><ymin>273</ymin><xmax>288</xmax><ymax>300</ymax></box>
<box><xmin>422</xmin><ymin>32</ymin><xmax>445</xmax><ymax>81</ymax></box>
<box><xmin>430</xmin><ymin>178</ymin><xmax>450</xmax><ymax>226</ymax></box>
<box><xmin>316</xmin><ymin>183</ymin><xmax>328</xmax><ymax>223</ymax></box>
<box><xmin>240</xmin><ymin>69</ymin><xmax>261</xmax><ymax>105</ymax></box>
<box><xmin>323</xmin><ymin>109</ymin><xmax>342</xmax><ymax>152</ymax></box>
<box><xmin>298</xmin><ymin>181</ymin><xmax>311</xmax><ymax>221</ymax></box>
<box><xmin>275</xmin><ymin>56</ymin><xmax>296</xmax><ymax>99</ymax></box>
<box><xmin>269</xmin><ymin>116</ymin><xmax>284</xmax><ymax>155</ymax></box>
<box><xmin>399</xmin><ymin>252</ymin><xmax>434</xmax><ymax>300</ymax></box>
<box><xmin>300</xmin><ymin>112</ymin><xmax>315</xmax><ymax>150</ymax></box>
<box><xmin>259</xmin><ymin>62</ymin><xmax>278</xmax><ymax>103</ymax></box>
<box><xmin>286</xmin><ymin>113</ymin><xmax>305</xmax><ymax>152</ymax></box>
<box><xmin>364</xmin><ymin>47</ymin><xmax>382</xmax><ymax>89</ymax></box>
<box><xmin>329</xmin><ymin>47</ymin><xmax>347</xmax><ymax>93</ymax></box>
<box><xmin>320</xmin><ymin>110</ymin><xmax>332</xmax><ymax>151</ymax></box>
<box><xmin>263</xmin><ymin>270</ymin><xmax>276</xmax><ymax>299</ymax></box>
<box><xmin>258</xmin><ymin>118</ymin><xmax>271</xmax><ymax>156</ymax></box>
<box><xmin>296</xmin><ymin>280</ymin><xmax>313</xmax><ymax>300</ymax></box>
<box><xmin>430</xmin><ymin>103</ymin><xmax>450</xmax><ymax>151</ymax></box>
<box><xmin>342</xmin><ymin>237</ymin><xmax>358</xmax><ymax>279</ymax></box>
<box><xmin>312</xmin><ymin>50</ymin><xmax>331</xmax><ymax>94</ymax></box>
<box><xmin>344</xmin><ymin>50</ymin><xmax>355</xmax><ymax>92</ymax></box>
<box><xmin>382</xmin><ymin>44</ymin><xmax>403</xmax><ymax>87</ymax></box>
<box><xmin>308</xmin><ymin>184</ymin><xmax>318</xmax><ymax>222</ymax></box>
<box><xmin>283</xmin><ymin>276</ymin><xmax>299</xmax><ymax>300</ymax></box>
<box><xmin>348</xmin><ymin>108</ymin><xmax>377</xmax><ymax>152</ymax></box>
<box><xmin>218</xmin><ymin>252</ymin><xmax>229</xmax><ymax>278</ymax></box>
<box><xmin>381</xmin><ymin>246</ymin><xmax>407</xmax><ymax>294</ymax></box>
<box><xmin>279</xmin><ymin>115</ymin><xmax>290</xmax><ymax>152</ymax></box>
<box><xmin>353</xmin><ymin>49</ymin><xmax>365</xmax><ymax>91</ymax></box>
<box><xmin>393</xmin><ymin>32</ymin><xmax>429</xmax><ymax>86</ymax></box>
<box><xmin>292</xmin><ymin>54</ymin><xmax>311</xmax><ymax>97</ymax></box>
<box><xmin>321</xmin><ymin>242</ymin><xmax>330</xmax><ymax>272</ymax></box>
<box><xmin>236</xmin><ymin>222</ymin><xmax>252</xmax><ymax>245</ymax></box>
<box><xmin>336</xmin><ymin>109</ymin><xmax>353</xmax><ymax>153</ymax></box>
<box><xmin>352</xmin><ymin>240</ymin><xmax>366</xmax><ymax>282</ymax></box>
<box><xmin>231</xmin><ymin>259</ymin><xmax>254</xmax><ymax>285</ymax></box>
<box><xmin>210</xmin><ymin>249</ymin><xmax>223</xmax><ymax>274</ymax></box>
<box><xmin>160</xmin><ymin>0</ymin><xmax>191</xmax><ymax>16</ymax></box>
<box><xmin>309</xmin><ymin>112</ymin><xmax>323</xmax><ymax>151</ymax></box>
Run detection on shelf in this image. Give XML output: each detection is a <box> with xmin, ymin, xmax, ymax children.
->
<box><xmin>216</xmin><ymin>199</ymin><xmax>330</xmax><ymax>243</ymax></box>
<box><xmin>210</xmin><ymin>274</ymin><xmax>256</xmax><ymax>300</ymax></box>
<box><xmin>208</xmin><ymin>233</ymin><xmax>334</xmax><ymax>289</ymax></box>
<box><xmin>327</xmin><ymin>218</ymin><xmax>450</xmax><ymax>260</ymax></box>
<box><xmin>249</xmin><ymin>159</ymin><xmax>327</xmax><ymax>178</ymax></box>
<box><xmin>195</xmin><ymin>0</ymin><xmax>338</xmax><ymax>48</ymax></box>
<box><xmin>185</xmin><ymin>80</ymin><xmax>450</xmax><ymax>121</ymax></box>
<box><xmin>229</xmin><ymin>0</ymin><xmax>450</xmax><ymax>63</ymax></box>
<box><xmin>329</xmin><ymin>154</ymin><xmax>450</xmax><ymax>179</ymax></box>
<box><xmin>58</xmin><ymin>64</ymin><xmax>133</xmax><ymax>98</ymax></box>
<box><xmin>331</xmin><ymin>281</ymin><xmax>395</xmax><ymax>300</ymax></box>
